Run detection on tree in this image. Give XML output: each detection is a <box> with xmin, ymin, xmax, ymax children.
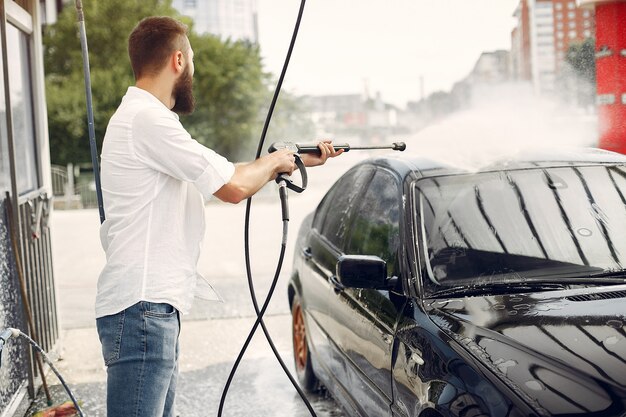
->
<box><xmin>566</xmin><ymin>37</ymin><xmax>596</xmax><ymax>84</ymax></box>
<box><xmin>44</xmin><ymin>0</ymin><xmax>269</xmax><ymax>165</ymax></box>
<box><xmin>181</xmin><ymin>35</ymin><xmax>266</xmax><ymax>161</ymax></box>
<box><xmin>559</xmin><ymin>38</ymin><xmax>596</xmax><ymax>108</ymax></box>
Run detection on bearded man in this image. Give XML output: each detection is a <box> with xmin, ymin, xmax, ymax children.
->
<box><xmin>95</xmin><ymin>16</ymin><xmax>342</xmax><ymax>417</ymax></box>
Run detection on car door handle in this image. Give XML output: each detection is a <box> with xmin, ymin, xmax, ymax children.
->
<box><xmin>302</xmin><ymin>247</ymin><xmax>313</xmax><ymax>260</ymax></box>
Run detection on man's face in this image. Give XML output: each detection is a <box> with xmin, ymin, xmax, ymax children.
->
<box><xmin>172</xmin><ymin>46</ymin><xmax>195</xmax><ymax>115</ymax></box>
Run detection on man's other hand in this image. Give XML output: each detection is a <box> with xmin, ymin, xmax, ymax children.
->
<box><xmin>300</xmin><ymin>140</ymin><xmax>344</xmax><ymax>167</ymax></box>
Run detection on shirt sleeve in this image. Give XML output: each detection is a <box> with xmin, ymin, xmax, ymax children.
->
<box><xmin>130</xmin><ymin>107</ymin><xmax>235</xmax><ymax>199</ymax></box>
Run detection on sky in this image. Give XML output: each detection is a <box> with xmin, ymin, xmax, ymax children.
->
<box><xmin>257</xmin><ymin>0</ymin><xmax>520</xmax><ymax>108</ymax></box>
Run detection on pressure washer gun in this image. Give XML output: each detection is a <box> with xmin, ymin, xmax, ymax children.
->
<box><xmin>268</xmin><ymin>141</ymin><xmax>406</xmax><ymax>193</ymax></box>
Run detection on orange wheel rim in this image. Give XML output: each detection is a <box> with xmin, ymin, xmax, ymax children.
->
<box><xmin>293</xmin><ymin>303</ymin><xmax>308</xmax><ymax>371</ymax></box>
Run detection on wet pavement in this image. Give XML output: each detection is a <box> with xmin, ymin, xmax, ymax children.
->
<box><xmin>36</xmin><ymin>155</ymin><xmax>368</xmax><ymax>416</ymax></box>
<box><xmin>28</xmin><ymin>317</ymin><xmax>345</xmax><ymax>416</ymax></box>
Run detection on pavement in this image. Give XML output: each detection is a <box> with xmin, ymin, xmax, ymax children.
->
<box><xmin>32</xmin><ymin>154</ymin><xmax>367</xmax><ymax>417</ymax></box>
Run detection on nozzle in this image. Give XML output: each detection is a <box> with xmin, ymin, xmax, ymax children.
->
<box><xmin>392</xmin><ymin>142</ymin><xmax>406</xmax><ymax>151</ymax></box>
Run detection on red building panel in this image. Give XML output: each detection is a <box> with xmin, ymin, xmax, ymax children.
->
<box><xmin>594</xmin><ymin>2</ymin><xmax>626</xmax><ymax>153</ymax></box>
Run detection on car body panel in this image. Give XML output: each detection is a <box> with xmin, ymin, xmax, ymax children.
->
<box><xmin>288</xmin><ymin>148</ymin><xmax>626</xmax><ymax>417</ymax></box>
<box><xmin>425</xmin><ymin>287</ymin><xmax>626</xmax><ymax>416</ymax></box>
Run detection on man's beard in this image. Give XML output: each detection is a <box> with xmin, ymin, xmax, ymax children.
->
<box><xmin>172</xmin><ymin>66</ymin><xmax>195</xmax><ymax>115</ymax></box>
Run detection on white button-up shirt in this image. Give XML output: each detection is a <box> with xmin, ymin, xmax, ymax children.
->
<box><xmin>96</xmin><ymin>87</ymin><xmax>235</xmax><ymax>318</ymax></box>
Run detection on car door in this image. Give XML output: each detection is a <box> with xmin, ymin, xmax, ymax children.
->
<box><xmin>325</xmin><ymin>167</ymin><xmax>407</xmax><ymax>417</ymax></box>
<box><xmin>299</xmin><ymin>165</ymin><xmax>376</xmax><ymax>383</ymax></box>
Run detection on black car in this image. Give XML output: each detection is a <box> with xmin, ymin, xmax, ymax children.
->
<box><xmin>287</xmin><ymin>148</ymin><xmax>626</xmax><ymax>417</ymax></box>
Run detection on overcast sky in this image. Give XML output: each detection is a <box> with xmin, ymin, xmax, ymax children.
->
<box><xmin>257</xmin><ymin>0</ymin><xmax>519</xmax><ymax>108</ymax></box>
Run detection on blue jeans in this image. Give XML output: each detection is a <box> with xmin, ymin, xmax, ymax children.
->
<box><xmin>96</xmin><ymin>301</ymin><xmax>180</xmax><ymax>417</ymax></box>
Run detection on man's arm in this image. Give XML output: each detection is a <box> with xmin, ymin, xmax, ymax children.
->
<box><xmin>214</xmin><ymin>149</ymin><xmax>296</xmax><ymax>204</ymax></box>
<box><xmin>214</xmin><ymin>141</ymin><xmax>343</xmax><ymax>204</ymax></box>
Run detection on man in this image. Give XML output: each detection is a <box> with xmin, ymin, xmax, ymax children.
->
<box><xmin>96</xmin><ymin>16</ymin><xmax>342</xmax><ymax>417</ymax></box>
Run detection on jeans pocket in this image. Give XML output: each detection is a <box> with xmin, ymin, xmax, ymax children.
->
<box><xmin>144</xmin><ymin>302</ymin><xmax>177</xmax><ymax>318</ymax></box>
<box><xmin>96</xmin><ymin>311</ymin><xmax>125</xmax><ymax>366</ymax></box>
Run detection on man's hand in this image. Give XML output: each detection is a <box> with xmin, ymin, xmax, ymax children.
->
<box><xmin>214</xmin><ymin>140</ymin><xmax>341</xmax><ymax>204</ymax></box>
<box><xmin>299</xmin><ymin>140</ymin><xmax>344</xmax><ymax>167</ymax></box>
<box><xmin>268</xmin><ymin>148</ymin><xmax>297</xmax><ymax>179</ymax></box>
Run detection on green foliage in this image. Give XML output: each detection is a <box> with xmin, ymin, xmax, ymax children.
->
<box><xmin>44</xmin><ymin>0</ymin><xmax>273</xmax><ymax>165</ymax></box>
<box><xmin>181</xmin><ymin>35</ymin><xmax>266</xmax><ymax>161</ymax></box>
<box><xmin>559</xmin><ymin>37</ymin><xmax>596</xmax><ymax>107</ymax></box>
<box><xmin>44</xmin><ymin>0</ymin><xmax>177</xmax><ymax>166</ymax></box>
<box><xmin>566</xmin><ymin>38</ymin><xmax>596</xmax><ymax>84</ymax></box>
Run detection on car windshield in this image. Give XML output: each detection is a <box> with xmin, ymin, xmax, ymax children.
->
<box><xmin>416</xmin><ymin>164</ymin><xmax>626</xmax><ymax>289</ymax></box>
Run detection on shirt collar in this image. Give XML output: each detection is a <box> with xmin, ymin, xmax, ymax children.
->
<box><xmin>125</xmin><ymin>86</ymin><xmax>180</xmax><ymax>120</ymax></box>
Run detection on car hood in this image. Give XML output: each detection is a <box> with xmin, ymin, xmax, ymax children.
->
<box><xmin>424</xmin><ymin>285</ymin><xmax>626</xmax><ymax>416</ymax></box>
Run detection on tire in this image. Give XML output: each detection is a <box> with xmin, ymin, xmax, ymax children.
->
<box><xmin>291</xmin><ymin>294</ymin><xmax>320</xmax><ymax>392</ymax></box>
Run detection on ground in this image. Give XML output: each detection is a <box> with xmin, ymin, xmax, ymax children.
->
<box><xmin>33</xmin><ymin>153</ymin><xmax>368</xmax><ymax>417</ymax></box>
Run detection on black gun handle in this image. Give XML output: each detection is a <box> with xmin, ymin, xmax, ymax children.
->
<box><xmin>276</xmin><ymin>154</ymin><xmax>307</xmax><ymax>193</ymax></box>
<box><xmin>295</xmin><ymin>143</ymin><xmax>351</xmax><ymax>154</ymax></box>
<box><xmin>268</xmin><ymin>142</ymin><xmax>351</xmax><ymax>155</ymax></box>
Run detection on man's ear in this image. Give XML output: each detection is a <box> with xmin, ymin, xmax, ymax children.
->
<box><xmin>173</xmin><ymin>50</ymin><xmax>185</xmax><ymax>74</ymax></box>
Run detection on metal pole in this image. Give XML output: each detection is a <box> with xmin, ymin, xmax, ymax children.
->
<box><xmin>74</xmin><ymin>0</ymin><xmax>105</xmax><ymax>223</ymax></box>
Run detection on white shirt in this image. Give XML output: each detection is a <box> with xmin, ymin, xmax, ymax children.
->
<box><xmin>96</xmin><ymin>87</ymin><xmax>235</xmax><ymax>318</ymax></box>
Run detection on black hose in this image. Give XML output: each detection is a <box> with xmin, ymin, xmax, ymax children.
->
<box><xmin>13</xmin><ymin>329</ymin><xmax>85</xmax><ymax>417</ymax></box>
<box><xmin>217</xmin><ymin>0</ymin><xmax>318</xmax><ymax>415</ymax></box>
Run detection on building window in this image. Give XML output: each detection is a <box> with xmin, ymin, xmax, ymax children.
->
<box><xmin>557</xmin><ymin>22</ymin><xmax>564</xmax><ymax>29</ymax></box>
<box><xmin>568</xmin><ymin>1</ymin><xmax>575</xmax><ymax>9</ymax></box>
<box><xmin>555</xmin><ymin>3</ymin><xmax>563</xmax><ymax>10</ymax></box>
<box><xmin>557</xmin><ymin>31</ymin><xmax>565</xmax><ymax>39</ymax></box>
<box><xmin>556</xmin><ymin>12</ymin><xmax>563</xmax><ymax>20</ymax></box>
<box><xmin>7</xmin><ymin>24</ymin><xmax>39</xmax><ymax>195</ymax></box>
<box><xmin>584</xmin><ymin>30</ymin><xmax>591</xmax><ymax>38</ymax></box>
<box><xmin>584</xmin><ymin>20</ymin><xmax>591</xmax><ymax>28</ymax></box>
<box><xmin>568</xmin><ymin>11</ymin><xmax>576</xmax><ymax>18</ymax></box>
<box><xmin>183</xmin><ymin>0</ymin><xmax>196</xmax><ymax>7</ymax></box>
<box><xmin>583</xmin><ymin>10</ymin><xmax>590</xmax><ymax>18</ymax></box>
<box><xmin>569</xmin><ymin>30</ymin><xmax>577</xmax><ymax>39</ymax></box>
<box><xmin>569</xmin><ymin>21</ymin><xmax>576</xmax><ymax>29</ymax></box>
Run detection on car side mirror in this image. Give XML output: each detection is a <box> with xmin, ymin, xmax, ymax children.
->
<box><xmin>336</xmin><ymin>255</ymin><xmax>388</xmax><ymax>289</ymax></box>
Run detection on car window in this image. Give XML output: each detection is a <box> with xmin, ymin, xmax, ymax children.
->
<box><xmin>314</xmin><ymin>165</ymin><xmax>375</xmax><ymax>250</ymax></box>
<box><xmin>345</xmin><ymin>169</ymin><xmax>400</xmax><ymax>276</ymax></box>
<box><xmin>417</xmin><ymin>165</ymin><xmax>626</xmax><ymax>287</ymax></box>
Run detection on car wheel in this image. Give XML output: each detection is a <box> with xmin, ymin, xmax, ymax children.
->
<box><xmin>292</xmin><ymin>294</ymin><xmax>319</xmax><ymax>392</ymax></box>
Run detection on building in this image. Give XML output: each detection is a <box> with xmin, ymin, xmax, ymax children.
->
<box><xmin>511</xmin><ymin>0</ymin><xmax>595</xmax><ymax>93</ymax></box>
<box><xmin>301</xmin><ymin>93</ymin><xmax>403</xmax><ymax>139</ymax></box>
<box><xmin>172</xmin><ymin>0</ymin><xmax>258</xmax><ymax>42</ymax></box>
<box><xmin>1</xmin><ymin>0</ymin><xmax>60</xmax><ymax>416</ymax></box>
<box><xmin>468</xmin><ymin>50</ymin><xmax>511</xmax><ymax>85</ymax></box>
<box><xmin>511</xmin><ymin>0</ymin><xmax>532</xmax><ymax>81</ymax></box>
<box><xmin>578</xmin><ymin>0</ymin><xmax>626</xmax><ymax>153</ymax></box>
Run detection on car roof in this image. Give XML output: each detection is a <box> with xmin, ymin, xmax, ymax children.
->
<box><xmin>361</xmin><ymin>147</ymin><xmax>626</xmax><ymax>181</ymax></box>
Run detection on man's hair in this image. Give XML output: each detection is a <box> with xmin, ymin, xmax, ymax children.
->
<box><xmin>128</xmin><ymin>16</ymin><xmax>189</xmax><ymax>80</ymax></box>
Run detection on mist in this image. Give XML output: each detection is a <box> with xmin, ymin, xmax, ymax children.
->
<box><xmin>404</xmin><ymin>83</ymin><xmax>598</xmax><ymax>171</ymax></box>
